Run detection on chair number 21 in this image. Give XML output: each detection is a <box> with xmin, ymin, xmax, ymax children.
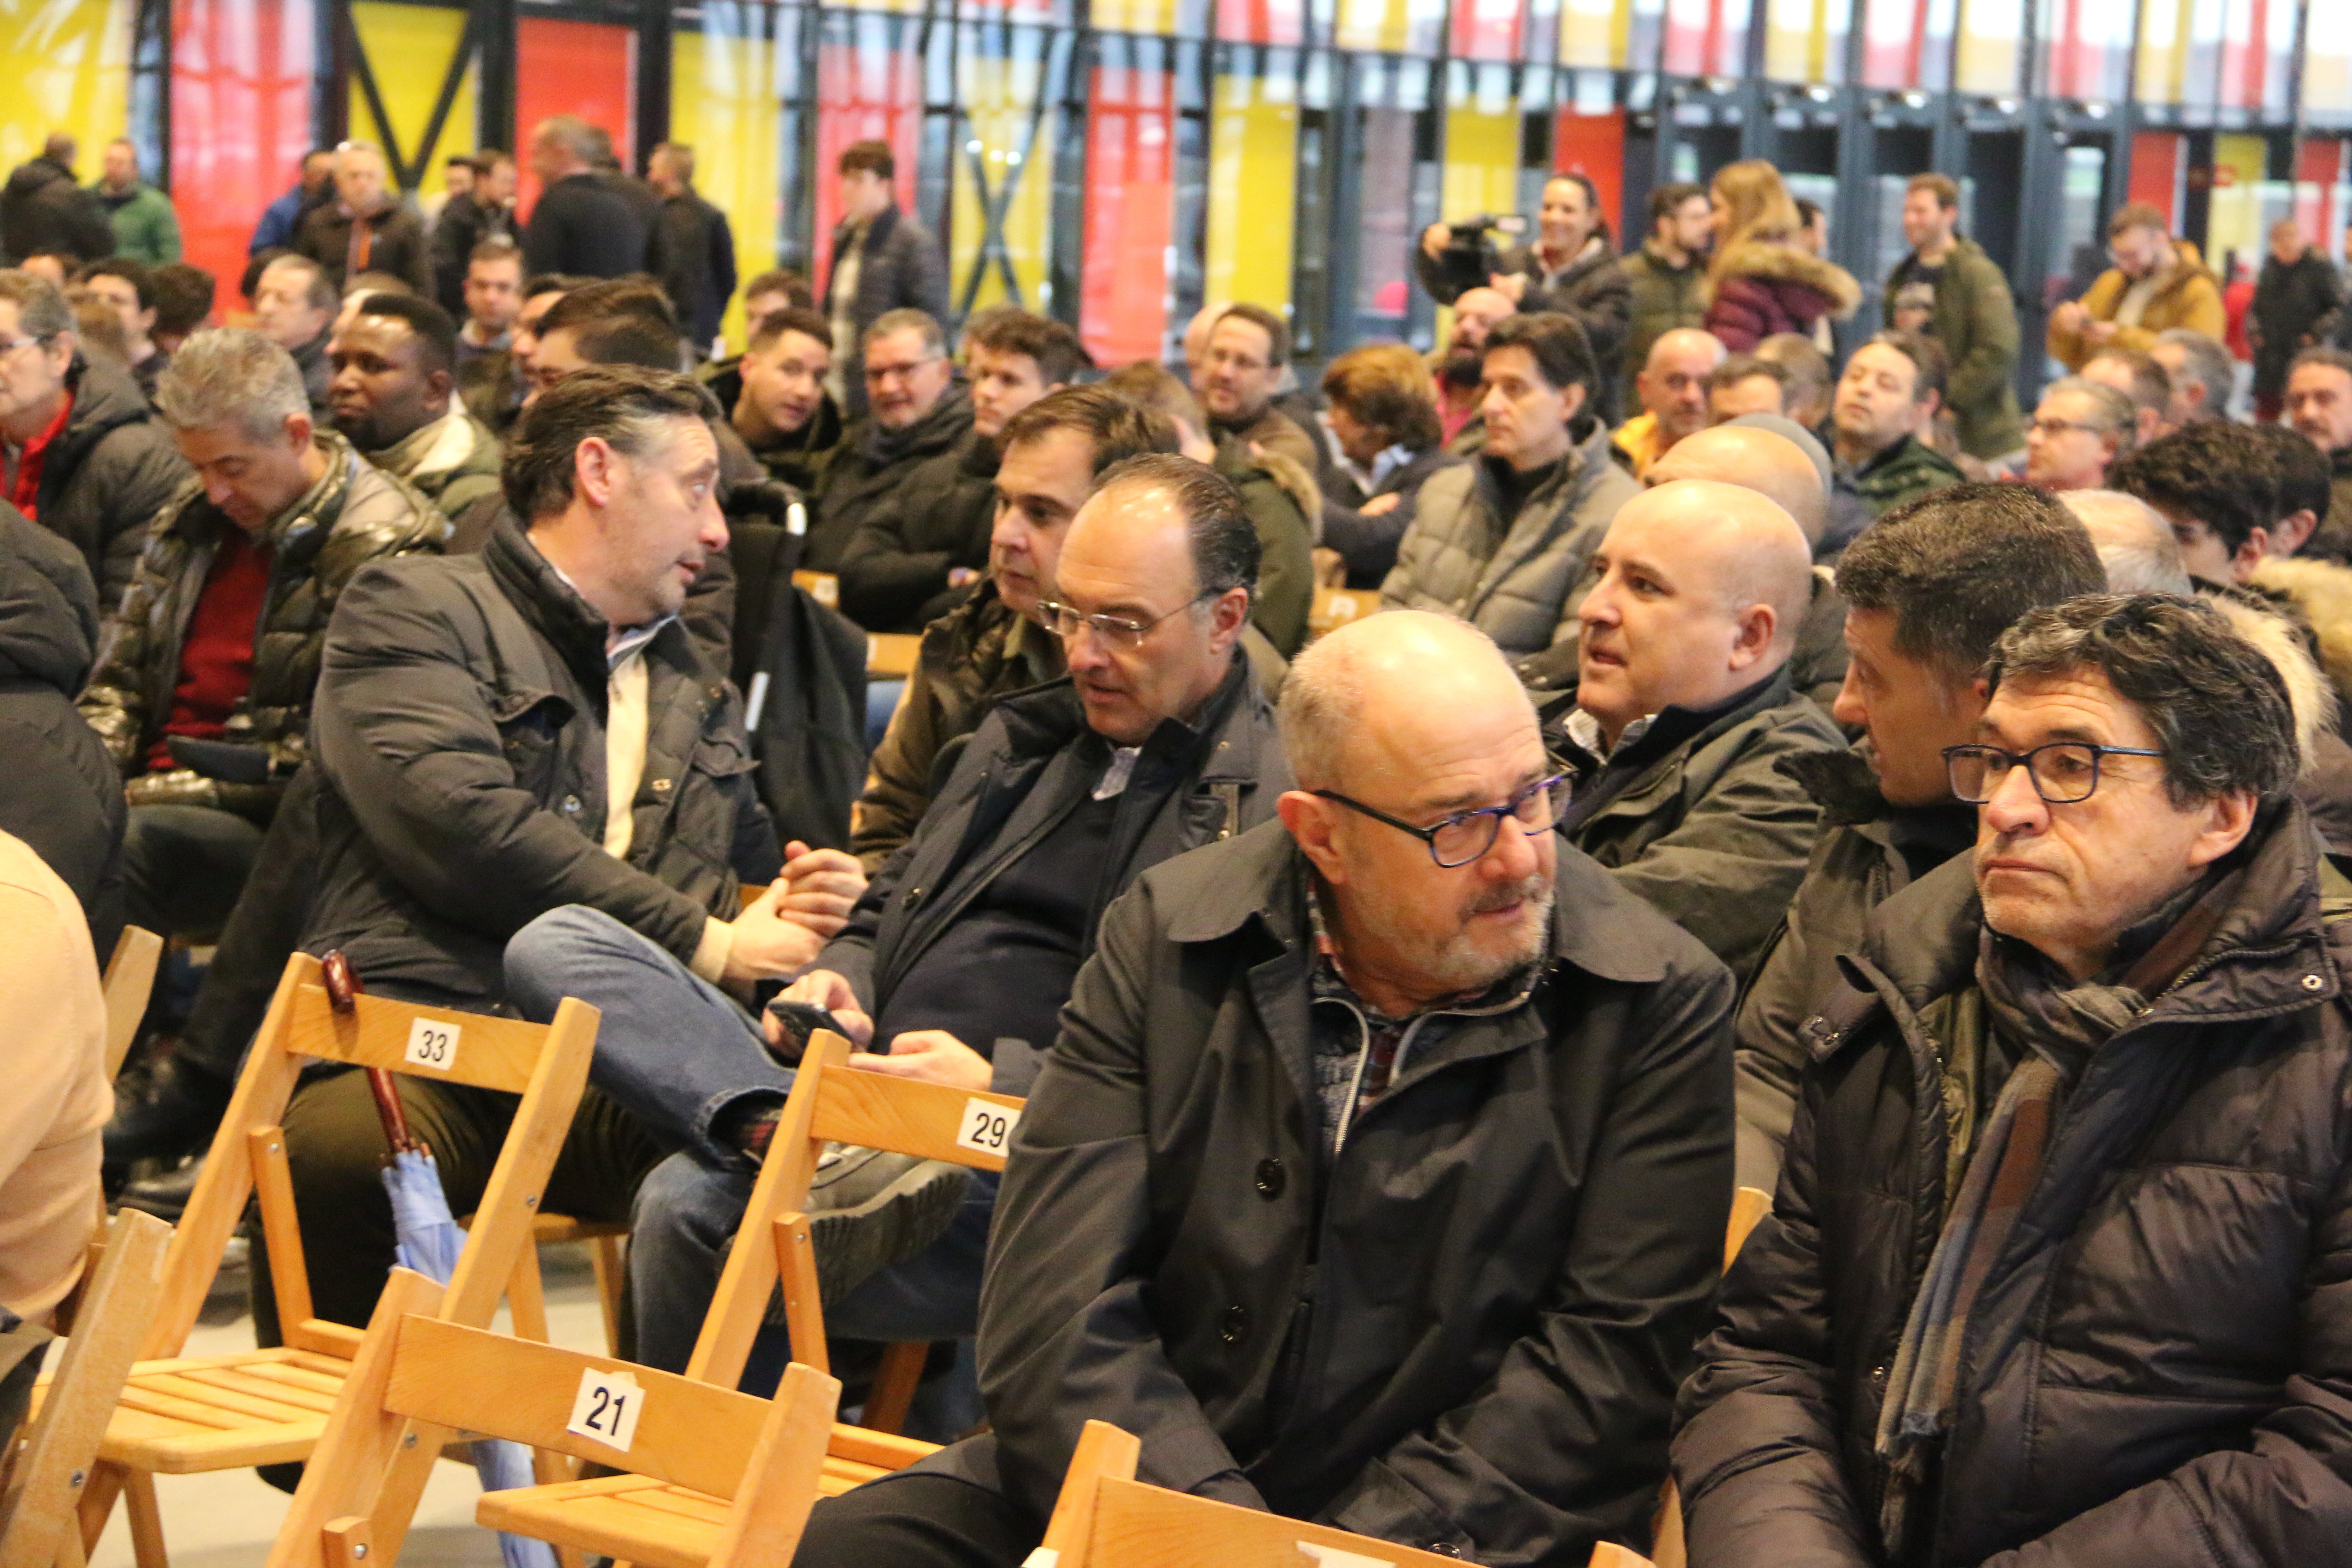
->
<box><xmin>956</xmin><ymin>1098</ymin><xmax>1020</xmax><ymax>1158</ymax></box>
<box><xmin>404</xmin><ymin>1018</ymin><xmax>461</xmax><ymax>1070</ymax></box>
<box><xmin>567</xmin><ymin>1366</ymin><xmax>643</xmax><ymax>1452</ymax></box>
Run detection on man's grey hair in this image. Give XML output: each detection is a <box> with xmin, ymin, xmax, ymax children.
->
<box><xmin>0</xmin><ymin>270</ymin><xmax>72</xmax><ymax>342</ymax></box>
<box><xmin>1280</xmin><ymin>632</ymin><xmax>1362</xmax><ymax>789</ymax></box>
<box><xmin>1985</xmin><ymin>592</ymin><xmax>2299</xmax><ymax>806</ymax></box>
<box><xmin>863</xmin><ymin>307</ymin><xmax>945</xmax><ymax>358</ymax></box>
<box><xmin>262</xmin><ymin>253</ymin><xmax>338</xmax><ymax>315</ymax></box>
<box><xmin>532</xmin><ymin>115</ymin><xmax>599</xmax><ymax>162</ymax></box>
<box><xmin>2045</xmin><ymin>376</ymin><xmax>2139</xmax><ymax>455</ymax></box>
<box><xmin>2060</xmin><ymin>489</ymin><xmax>2192</xmax><ymax>596</ymax></box>
<box><xmin>2156</xmin><ymin>328</ymin><xmax>2235</xmax><ymax>419</ymax></box>
<box><xmin>154</xmin><ymin>328</ymin><xmax>309</xmax><ymax>440</ymax></box>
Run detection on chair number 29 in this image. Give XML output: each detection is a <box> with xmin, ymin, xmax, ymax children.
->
<box><xmin>566</xmin><ymin>1366</ymin><xmax>643</xmax><ymax>1452</ymax></box>
<box><xmin>955</xmin><ymin>1098</ymin><xmax>1020</xmax><ymax>1158</ymax></box>
<box><xmin>404</xmin><ymin>1018</ymin><xmax>461</xmax><ymax>1070</ymax></box>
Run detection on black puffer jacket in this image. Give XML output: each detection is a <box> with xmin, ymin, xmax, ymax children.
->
<box><xmin>1675</xmin><ymin>802</ymin><xmax>2352</xmax><ymax>1568</ymax></box>
<box><xmin>0</xmin><ymin>505</ymin><xmax>122</xmax><ymax>950</ymax></box>
<box><xmin>805</xmin><ymin>385</ymin><xmax>973</xmax><ymax>573</ymax></box>
<box><xmin>1415</xmin><ymin>236</ymin><xmax>1633</xmax><ymax>417</ymax></box>
<box><xmin>33</xmin><ymin>352</ymin><xmax>192</xmax><ymax>609</ymax></box>
<box><xmin>77</xmin><ymin>432</ymin><xmax>446</xmax><ymax>817</ymax></box>
<box><xmin>0</xmin><ymin>157</ymin><xmax>113</xmax><ymax>263</ymax></box>
<box><xmin>834</xmin><ymin>423</ymin><xmax>996</xmax><ymax>631</ymax></box>
<box><xmin>301</xmin><ymin>517</ymin><xmax>780</xmax><ymax>1006</ymax></box>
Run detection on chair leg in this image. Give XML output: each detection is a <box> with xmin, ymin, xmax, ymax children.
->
<box><xmin>73</xmin><ymin>1462</ymin><xmax>121</xmax><ymax>1559</ymax></box>
<box><xmin>122</xmin><ymin>1470</ymin><xmax>167</xmax><ymax>1568</ymax></box>
<box><xmin>501</xmin><ymin>1244</ymin><xmax>588</xmax><ymax>1568</ymax></box>
<box><xmin>588</xmin><ymin>1235</ymin><xmax>624</xmax><ymax>1355</ymax></box>
<box><xmin>860</xmin><ymin>1342</ymin><xmax>929</xmax><ymax>1436</ymax></box>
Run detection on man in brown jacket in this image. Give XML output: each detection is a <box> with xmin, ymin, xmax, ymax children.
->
<box><xmin>2048</xmin><ymin>202</ymin><xmax>2226</xmax><ymax>371</ymax></box>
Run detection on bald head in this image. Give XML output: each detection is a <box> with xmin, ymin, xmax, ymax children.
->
<box><xmin>1280</xmin><ymin>611</ymin><xmax>1534</xmax><ymax>793</ymax></box>
<box><xmin>1646</xmin><ymin>424</ymin><xmax>1829</xmax><ymax>546</ymax></box>
<box><xmin>1578</xmin><ymin>481</ymin><xmax>1813</xmax><ymax>741</ymax></box>
<box><xmin>2061</xmin><ymin>488</ymin><xmax>2192</xmax><ymax>595</ymax></box>
<box><xmin>1638</xmin><ymin>329</ymin><xmax>1728</xmax><ymax>447</ymax></box>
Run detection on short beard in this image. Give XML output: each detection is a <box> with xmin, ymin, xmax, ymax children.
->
<box><xmin>1343</xmin><ymin>870</ymin><xmax>1556</xmax><ymax>1000</ymax></box>
<box><xmin>1440</xmin><ymin>347</ymin><xmax>1484</xmax><ymax>389</ymax></box>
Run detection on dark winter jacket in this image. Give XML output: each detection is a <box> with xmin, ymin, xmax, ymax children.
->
<box><xmin>294</xmin><ymin>199</ymin><xmax>432</xmax><ymax>294</ymax></box>
<box><xmin>805</xmin><ymin>386</ymin><xmax>974</xmax><ymax>573</ymax></box>
<box><xmin>301</xmin><ymin>516</ymin><xmax>780</xmax><ymax>1007</ymax></box>
<box><xmin>77</xmin><ymin>432</ymin><xmax>447</xmax><ymax>818</ymax></box>
<box><xmin>1883</xmin><ymin>237</ymin><xmax>2024</xmax><ymax>459</ymax></box>
<box><xmin>1544</xmin><ymin>665</ymin><xmax>1848</xmax><ymax>978</ymax></box>
<box><xmin>0</xmin><ymin>506</ymin><xmax>123</xmax><ymax>950</ymax></box>
<box><xmin>1620</xmin><ymin>239</ymin><xmax>1707</xmax><ymax>408</ymax></box>
<box><xmin>927</xmin><ymin>817</ymin><xmax>1734</xmax><ymax>1564</ymax></box>
<box><xmin>1728</xmin><ymin>748</ymin><xmax>1975</xmax><ymax>1191</ymax></box>
<box><xmin>835</xmin><ymin>424</ymin><xmax>997</xmax><ymax>632</ymax></box>
<box><xmin>1703</xmin><ymin>240</ymin><xmax>1862</xmax><ymax>353</ymax></box>
<box><xmin>1216</xmin><ymin>436</ymin><xmax>1318</xmax><ymax>658</ymax></box>
<box><xmin>822</xmin><ymin>205</ymin><xmax>951</xmax><ymax>415</ymax></box>
<box><xmin>1415</xmin><ymin>235</ymin><xmax>1632</xmax><ymax>410</ymax></box>
<box><xmin>2250</xmin><ymin>248</ymin><xmax>2345</xmax><ymax>399</ymax></box>
<box><xmin>0</xmin><ymin>158</ymin><xmax>113</xmax><ymax>264</ymax></box>
<box><xmin>1320</xmin><ymin>447</ymin><xmax>1463</xmax><ymax>589</ymax></box>
<box><xmin>522</xmin><ymin>173</ymin><xmax>650</xmax><ymax>281</ymax></box>
<box><xmin>428</xmin><ymin>191</ymin><xmax>514</xmax><ymax>317</ymax></box>
<box><xmin>650</xmin><ymin>189</ymin><xmax>738</xmax><ymax>353</ymax></box>
<box><xmin>1838</xmin><ymin>431</ymin><xmax>1966</xmax><ymax>520</ymax></box>
<box><xmin>24</xmin><ymin>352</ymin><xmax>192</xmax><ymax>609</ymax></box>
<box><xmin>1676</xmin><ymin>801</ymin><xmax>2352</xmax><ymax>1568</ymax></box>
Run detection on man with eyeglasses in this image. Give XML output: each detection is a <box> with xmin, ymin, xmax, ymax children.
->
<box><xmin>502</xmin><ymin>452</ymin><xmax>1289</xmax><ymax>1440</ymax></box>
<box><xmin>1680</xmin><ymin>591</ymin><xmax>2352</xmax><ymax>1568</ymax></box>
<box><xmin>788</xmin><ymin>607</ymin><xmax>1733</xmax><ymax>1568</ymax></box>
<box><xmin>1544</xmin><ymin>478</ymin><xmax>1845</xmax><ymax>977</ymax></box>
<box><xmin>2023</xmin><ymin>375</ymin><xmax>2138</xmax><ymax>493</ymax></box>
<box><xmin>805</xmin><ymin>308</ymin><xmax>971</xmax><ymax>572</ymax></box>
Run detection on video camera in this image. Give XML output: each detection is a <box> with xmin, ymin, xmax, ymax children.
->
<box><xmin>1430</xmin><ymin>213</ymin><xmax>1529</xmax><ymax>296</ymax></box>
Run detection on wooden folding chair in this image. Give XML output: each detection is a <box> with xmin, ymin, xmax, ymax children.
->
<box><xmin>99</xmin><ymin>928</ymin><xmax>164</xmax><ymax>1084</ymax></box>
<box><xmin>689</xmin><ymin>1031</ymin><xmax>1023</xmax><ymax>1433</ymax></box>
<box><xmin>58</xmin><ymin>952</ymin><xmax>597</xmax><ymax>1568</ymax></box>
<box><xmin>1017</xmin><ymin>1418</ymin><xmax>1467</xmax><ymax>1568</ymax></box>
<box><xmin>0</xmin><ymin>1210</ymin><xmax>172</xmax><ymax>1568</ymax></box>
<box><xmin>1638</xmin><ymin>1184</ymin><xmax>1775</xmax><ymax>1568</ymax></box>
<box><xmin>269</xmin><ymin>1267</ymin><xmax>846</xmax><ymax>1568</ymax></box>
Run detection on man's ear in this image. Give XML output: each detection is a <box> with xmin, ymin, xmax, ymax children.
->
<box><xmin>1917</xmin><ymin>389</ymin><xmax>1942</xmax><ymax>429</ymax></box>
<box><xmin>2188</xmin><ymin>787</ymin><xmax>2260</xmax><ymax>869</ymax></box>
<box><xmin>1560</xmin><ymin>381</ymin><xmax>1588</xmax><ymax>424</ymax></box>
<box><xmin>1277</xmin><ymin>790</ymin><xmax>1348</xmax><ymax>882</ymax></box>
<box><xmin>426</xmin><ymin>366</ymin><xmax>454</xmax><ymax>406</ymax></box>
<box><xmin>1727</xmin><ymin>603</ymin><xmax>1777</xmax><ymax>670</ymax></box>
<box><xmin>575</xmin><ymin>434</ymin><xmax>623</xmax><ymax>508</ymax></box>
<box><xmin>283</xmin><ymin>410</ymin><xmax>313</xmax><ymax>453</ymax></box>
<box><xmin>1207</xmin><ymin>585</ymin><xmax>1250</xmax><ymax>652</ymax></box>
<box><xmin>2235</xmin><ymin>527</ymin><xmax>2271</xmax><ymax>581</ymax></box>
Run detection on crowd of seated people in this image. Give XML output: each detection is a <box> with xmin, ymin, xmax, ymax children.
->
<box><xmin>6</xmin><ymin>119</ymin><xmax>2352</xmax><ymax>1568</ymax></box>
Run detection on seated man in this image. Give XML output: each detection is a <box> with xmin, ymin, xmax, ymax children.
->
<box><xmin>807</xmin><ymin>309</ymin><xmax>973</xmax><ymax>571</ymax></box>
<box><xmin>1551</xmin><ymin>478</ymin><xmax>1846</xmax><ymax>977</ymax></box>
<box><xmin>1315</xmin><ymin>343</ymin><xmax>1458</xmax><ymax>588</ymax></box>
<box><xmin>0</xmin><ymin>270</ymin><xmax>190</xmax><ymax>607</ymax></box>
<box><xmin>260</xmin><ymin>368</ymin><xmax>856</xmax><ymax>1345</ymax></box>
<box><xmin>1383</xmin><ymin>311</ymin><xmax>1640</xmax><ymax>658</ymax></box>
<box><xmin>2082</xmin><ymin>344</ymin><xmax>2174</xmax><ymax>446</ymax></box>
<box><xmin>1679</xmin><ymin>591</ymin><xmax>2352</xmax><ymax>1567</ymax></box>
<box><xmin>788</xmin><ymin>609</ymin><xmax>1734</xmax><ymax>1567</ymax></box>
<box><xmin>328</xmin><ymin>291</ymin><xmax>502</xmax><ymax>526</ymax></box>
<box><xmin>1611</xmin><ymin>326</ymin><xmax>1723</xmax><ymax>478</ymax></box>
<box><xmin>453</xmin><ymin>237</ymin><xmax>522</xmax><ymax>364</ymax></box>
<box><xmin>2152</xmin><ymin>327</ymin><xmax>2234</xmax><ymax>428</ymax></box>
<box><xmin>853</xmin><ymin>386</ymin><xmax>1203</xmax><ymax>872</ymax></box>
<box><xmin>2109</xmin><ymin>420</ymin><xmax>2280</xmax><ymax>584</ymax></box>
<box><xmin>2247</xmin><ymin>418</ymin><xmax>2331</xmax><ymax>558</ymax></box>
<box><xmin>1733</xmin><ymin>484</ymin><xmax>2103</xmax><ymax>1190</ymax></box>
<box><xmin>76</xmin><ymin>328</ymin><xmax>445</xmax><ymax>959</ymax></box>
<box><xmin>1707</xmin><ymin>352</ymin><xmax>1789</xmax><ymax>423</ymax></box>
<box><xmin>1830</xmin><ymin>329</ymin><xmax>1965</xmax><ymax>519</ymax></box>
<box><xmin>1431</xmin><ymin>286</ymin><xmax>1515</xmax><ymax>453</ymax></box>
<box><xmin>1194</xmin><ymin>303</ymin><xmax>1320</xmax><ymax>472</ymax></box>
<box><xmin>1756</xmin><ymin>331</ymin><xmax>1834</xmax><ymax>431</ymax></box>
<box><xmin>249</xmin><ymin>254</ymin><xmax>338</xmax><ymax>419</ymax></box>
<box><xmin>2024</xmin><ymin>375</ymin><xmax>2138</xmax><ymax>493</ymax></box>
<box><xmin>838</xmin><ymin>308</ymin><xmax>1088</xmax><ymax>631</ymax></box>
<box><xmin>505</xmin><ymin>453</ymin><xmax>1287</xmax><ymax>1436</ymax></box>
<box><xmin>726</xmin><ymin>303</ymin><xmax>839</xmax><ymax>492</ymax></box>
<box><xmin>78</xmin><ymin>256</ymin><xmax>170</xmax><ymax>400</ymax></box>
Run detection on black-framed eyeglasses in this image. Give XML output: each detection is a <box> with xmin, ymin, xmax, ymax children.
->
<box><xmin>1036</xmin><ymin>591</ymin><xmax>1214</xmax><ymax>651</ymax></box>
<box><xmin>1942</xmin><ymin>742</ymin><xmax>2164</xmax><ymax>805</ymax></box>
<box><xmin>0</xmin><ymin>333</ymin><xmax>53</xmax><ymax>357</ymax></box>
<box><xmin>1314</xmin><ymin>772</ymin><xmax>1571</xmax><ymax>868</ymax></box>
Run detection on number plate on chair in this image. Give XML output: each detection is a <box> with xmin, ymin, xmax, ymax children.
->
<box><xmin>955</xmin><ymin>1098</ymin><xmax>1020</xmax><ymax>1158</ymax></box>
<box><xmin>404</xmin><ymin>1018</ymin><xmax>461</xmax><ymax>1071</ymax></box>
<box><xmin>566</xmin><ymin>1366</ymin><xmax>643</xmax><ymax>1452</ymax></box>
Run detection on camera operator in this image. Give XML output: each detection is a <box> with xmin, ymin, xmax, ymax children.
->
<box><xmin>1419</xmin><ymin>172</ymin><xmax>1631</xmax><ymax>418</ymax></box>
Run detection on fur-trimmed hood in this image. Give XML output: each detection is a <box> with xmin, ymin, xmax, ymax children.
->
<box><xmin>2205</xmin><ymin>585</ymin><xmax>2338</xmax><ymax>779</ymax></box>
<box><xmin>2252</xmin><ymin>555</ymin><xmax>2352</xmax><ymax>710</ymax></box>
<box><xmin>1246</xmin><ymin>443</ymin><xmax>1323</xmax><ymax>532</ymax></box>
<box><xmin>1702</xmin><ymin>239</ymin><xmax>1862</xmax><ymax>317</ymax></box>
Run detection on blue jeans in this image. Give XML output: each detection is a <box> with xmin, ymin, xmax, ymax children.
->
<box><xmin>502</xmin><ymin>906</ymin><xmax>989</xmax><ymax>1436</ymax></box>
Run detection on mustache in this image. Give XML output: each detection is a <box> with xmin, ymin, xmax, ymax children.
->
<box><xmin>1467</xmin><ymin>872</ymin><xmax>1550</xmax><ymax>915</ymax></box>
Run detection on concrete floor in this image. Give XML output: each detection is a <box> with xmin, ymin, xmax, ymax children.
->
<box><xmin>81</xmin><ymin>1241</ymin><xmax>617</xmax><ymax>1568</ymax></box>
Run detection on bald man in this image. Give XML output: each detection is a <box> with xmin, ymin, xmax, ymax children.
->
<box><xmin>1614</xmin><ymin>327</ymin><xmax>1725</xmax><ymax>478</ymax></box>
<box><xmin>791</xmin><ymin>607</ymin><xmax>1735</xmax><ymax>1568</ymax></box>
<box><xmin>1546</xmin><ymin>480</ymin><xmax>1848</xmax><ymax>974</ymax></box>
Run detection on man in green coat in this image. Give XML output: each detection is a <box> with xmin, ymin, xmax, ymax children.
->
<box><xmin>1618</xmin><ymin>181</ymin><xmax>1712</xmax><ymax>414</ymax></box>
<box><xmin>1831</xmin><ymin>331</ymin><xmax>1965</xmax><ymax>520</ymax></box>
<box><xmin>91</xmin><ymin>139</ymin><xmax>181</xmax><ymax>266</ymax></box>
<box><xmin>1883</xmin><ymin>173</ymin><xmax>2021</xmax><ymax>461</ymax></box>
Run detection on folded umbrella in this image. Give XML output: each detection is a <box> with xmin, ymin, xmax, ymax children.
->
<box><xmin>323</xmin><ymin>952</ymin><xmax>558</xmax><ymax>1568</ymax></box>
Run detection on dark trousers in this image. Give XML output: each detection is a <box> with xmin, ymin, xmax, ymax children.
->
<box><xmin>123</xmin><ymin>802</ymin><xmax>265</xmax><ymax>942</ymax></box>
<box><xmin>253</xmin><ymin>1067</ymin><xmax>665</xmax><ymax>1343</ymax></box>
<box><xmin>790</xmin><ymin>1471</ymin><xmax>1038</xmax><ymax>1568</ymax></box>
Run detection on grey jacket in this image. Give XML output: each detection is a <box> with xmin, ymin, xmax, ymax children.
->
<box><xmin>823</xmin><ymin>205</ymin><xmax>951</xmax><ymax>416</ymax></box>
<box><xmin>1380</xmin><ymin>420</ymin><xmax>1641</xmax><ymax>658</ymax></box>
<box><xmin>928</xmin><ymin>818</ymin><xmax>1734</xmax><ymax>1564</ymax></box>
<box><xmin>1546</xmin><ymin>665</ymin><xmax>1848</xmax><ymax>980</ymax></box>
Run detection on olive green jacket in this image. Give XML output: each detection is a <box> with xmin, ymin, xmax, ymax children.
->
<box><xmin>1884</xmin><ymin>236</ymin><xmax>2023</xmax><ymax>459</ymax></box>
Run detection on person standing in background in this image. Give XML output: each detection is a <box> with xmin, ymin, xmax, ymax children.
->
<box><xmin>1883</xmin><ymin>173</ymin><xmax>2022</xmax><ymax>466</ymax></box>
<box><xmin>2249</xmin><ymin>219</ymin><xmax>2341</xmax><ymax>423</ymax></box>
<box><xmin>1</xmin><ymin>135</ymin><xmax>113</xmax><ymax>267</ymax></box>
<box><xmin>430</xmin><ymin>152</ymin><xmax>516</xmax><ymax>317</ymax></box>
<box><xmin>1620</xmin><ymin>181</ymin><xmax>1713</xmax><ymax>415</ymax></box>
<box><xmin>821</xmin><ymin>141</ymin><xmax>949</xmax><ymax>417</ymax></box>
<box><xmin>294</xmin><ymin>143</ymin><xmax>430</xmax><ymax>295</ymax></box>
<box><xmin>91</xmin><ymin>139</ymin><xmax>180</xmax><ymax>267</ymax></box>
<box><xmin>647</xmin><ymin>143</ymin><xmax>737</xmax><ymax>358</ymax></box>
<box><xmin>521</xmin><ymin>116</ymin><xmax>649</xmax><ymax>281</ymax></box>
<box><xmin>1702</xmin><ymin>162</ymin><xmax>1859</xmax><ymax>353</ymax></box>
<box><xmin>248</xmin><ymin>149</ymin><xmax>336</xmax><ymax>258</ymax></box>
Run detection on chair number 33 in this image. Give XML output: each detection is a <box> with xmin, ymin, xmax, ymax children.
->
<box><xmin>404</xmin><ymin>1018</ymin><xmax>461</xmax><ymax>1070</ymax></box>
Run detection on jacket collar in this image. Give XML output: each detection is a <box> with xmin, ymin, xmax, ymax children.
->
<box><xmin>859</xmin><ymin>381</ymin><xmax>970</xmax><ymax>465</ymax></box>
<box><xmin>990</xmin><ymin>647</ymin><xmax>1258</xmax><ymax>779</ymax></box>
<box><xmin>484</xmin><ymin>514</ymin><xmax>639</xmax><ymax>698</ymax></box>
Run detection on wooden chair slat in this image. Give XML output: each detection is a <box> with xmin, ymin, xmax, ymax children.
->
<box><xmin>476</xmin><ymin>1491</ymin><xmax>712</xmax><ymax>1568</ymax></box>
<box><xmin>282</xmin><ymin>985</ymin><xmax>552</xmax><ymax>1095</ymax></box>
<box><xmin>99</xmin><ymin>928</ymin><xmax>164</xmax><ymax>1082</ymax></box>
<box><xmin>807</xmin><ymin>1066</ymin><xmax>1019</xmax><ymax>1174</ymax></box>
<box><xmin>1087</xmin><ymin>1475</ymin><xmax>1473</xmax><ymax>1567</ymax></box>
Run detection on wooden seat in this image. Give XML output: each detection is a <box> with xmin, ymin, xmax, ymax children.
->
<box><xmin>1306</xmin><ymin>585</ymin><xmax>1381</xmax><ymax>642</ymax></box>
<box><xmin>269</xmin><ymin>1269</ymin><xmax>866</xmax><ymax>1568</ymax></box>
<box><xmin>60</xmin><ymin>953</ymin><xmax>597</xmax><ymax>1568</ymax></box>
<box><xmin>0</xmin><ymin>1210</ymin><xmax>172</xmax><ymax>1568</ymax></box>
<box><xmin>99</xmin><ymin>927</ymin><xmax>164</xmax><ymax>1083</ymax></box>
<box><xmin>1011</xmin><ymin>1418</ymin><xmax>1468</xmax><ymax>1568</ymax></box>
